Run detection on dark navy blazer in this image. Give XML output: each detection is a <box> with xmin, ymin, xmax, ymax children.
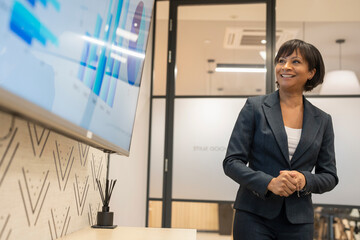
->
<box><xmin>223</xmin><ymin>90</ymin><xmax>338</xmax><ymax>224</ymax></box>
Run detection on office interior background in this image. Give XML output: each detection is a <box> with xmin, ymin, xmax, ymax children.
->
<box><xmin>0</xmin><ymin>0</ymin><xmax>359</xmax><ymax>240</ymax></box>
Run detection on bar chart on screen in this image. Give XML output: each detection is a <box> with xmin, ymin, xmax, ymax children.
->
<box><xmin>0</xmin><ymin>0</ymin><xmax>154</xmax><ymax>154</ymax></box>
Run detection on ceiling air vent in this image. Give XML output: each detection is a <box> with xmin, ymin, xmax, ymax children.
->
<box><xmin>223</xmin><ymin>27</ymin><xmax>293</xmax><ymax>49</ymax></box>
<box><xmin>241</xmin><ymin>35</ymin><xmax>266</xmax><ymax>46</ymax></box>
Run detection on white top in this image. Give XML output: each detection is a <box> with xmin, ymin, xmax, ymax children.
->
<box><xmin>285</xmin><ymin>126</ymin><xmax>302</xmax><ymax>160</ymax></box>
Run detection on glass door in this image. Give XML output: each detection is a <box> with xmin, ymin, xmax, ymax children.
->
<box><xmin>148</xmin><ymin>1</ymin><xmax>276</xmax><ymax>238</ymax></box>
<box><xmin>171</xmin><ymin>2</ymin><xmax>269</xmax><ymax>238</ymax></box>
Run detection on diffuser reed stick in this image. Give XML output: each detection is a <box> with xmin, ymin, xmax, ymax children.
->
<box><xmin>96</xmin><ymin>178</ymin><xmax>117</xmax><ymax>212</ymax></box>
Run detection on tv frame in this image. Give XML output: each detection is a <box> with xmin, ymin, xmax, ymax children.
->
<box><xmin>0</xmin><ymin>87</ymin><xmax>129</xmax><ymax>155</ymax></box>
<box><xmin>0</xmin><ymin>0</ymin><xmax>155</xmax><ymax>156</ymax></box>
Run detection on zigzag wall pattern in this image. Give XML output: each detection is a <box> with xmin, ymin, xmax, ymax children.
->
<box><xmin>0</xmin><ymin>110</ymin><xmax>107</xmax><ymax>240</ymax></box>
<box><xmin>53</xmin><ymin>141</ymin><xmax>75</xmax><ymax>191</ymax></box>
<box><xmin>19</xmin><ymin>168</ymin><xmax>50</xmax><ymax>226</ymax></box>
<box><xmin>27</xmin><ymin>122</ymin><xmax>50</xmax><ymax>158</ymax></box>
<box><xmin>87</xmin><ymin>203</ymin><xmax>100</xmax><ymax>226</ymax></box>
<box><xmin>0</xmin><ymin>128</ymin><xmax>19</xmax><ymax>187</ymax></box>
<box><xmin>0</xmin><ymin>214</ymin><xmax>11</xmax><ymax>240</ymax></box>
<box><xmin>48</xmin><ymin>207</ymin><xmax>71</xmax><ymax>240</ymax></box>
<box><xmin>78</xmin><ymin>143</ymin><xmax>90</xmax><ymax>167</ymax></box>
<box><xmin>73</xmin><ymin>174</ymin><xmax>90</xmax><ymax>216</ymax></box>
<box><xmin>91</xmin><ymin>153</ymin><xmax>105</xmax><ymax>190</ymax></box>
<box><xmin>0</xmin><ymin>116</ymin><xmax>15</xmax><ymax>143</ymax></box>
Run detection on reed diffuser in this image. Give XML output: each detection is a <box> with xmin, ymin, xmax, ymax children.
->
<box><xmin>93</xmin><ymin>178</ymin><xmax>117</xmax><ymax>228</ymax></box>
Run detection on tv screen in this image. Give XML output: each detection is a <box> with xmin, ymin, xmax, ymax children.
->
<box><xmin>0</xmin><ymin>0</ymin><xmax>155</xmax><ymax>155</ymax></box>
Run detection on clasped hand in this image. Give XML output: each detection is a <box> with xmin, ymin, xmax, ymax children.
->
<box><xmin>267</xmin><ymin>171</ymin><xmax>306</xmax><ymax>197</ymax></box>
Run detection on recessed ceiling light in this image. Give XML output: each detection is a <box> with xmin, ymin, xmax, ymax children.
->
<box><xmin>261</xmin><ymin>39</ymin><xmax>266</xmax><ymax>44</ymax></box>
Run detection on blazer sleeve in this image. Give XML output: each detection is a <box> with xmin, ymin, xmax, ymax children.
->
<box><xmin>223</xmin><ymin>98</ymin><xmax>274</xmax><ymax>199</ymax></box>
<box><xmin>300</xmin><ymin>114</ymin><xmax>339</xmax><ymax>195</ymax></box>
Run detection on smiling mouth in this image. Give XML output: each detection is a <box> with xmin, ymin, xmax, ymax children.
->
<box><xmin>281</xmin><ymin>74</ymin><xmax>295</xmax><ymax>78</ymax></box>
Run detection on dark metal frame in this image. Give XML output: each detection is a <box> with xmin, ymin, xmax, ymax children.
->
<box><xmin>145</xmin><ymin>1</ymin><xmax>157</xmax><ymax>227</ymax></box>
<box><xmin>160</xmin><ymin>0</ymin><xmax>276</xmax><ymax>228</ymax></box>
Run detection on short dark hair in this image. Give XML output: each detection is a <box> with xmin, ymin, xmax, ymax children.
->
<box><xmin>274</xmin><ymin>39</ymin><xmax>325</xmax><ymax>92</ymax></box>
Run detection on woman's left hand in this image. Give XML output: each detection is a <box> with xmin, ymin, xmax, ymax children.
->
<box><xmin>280</xmin><ymin>170</ymin><xmax>306</xmax><ymax>191</ymax></box>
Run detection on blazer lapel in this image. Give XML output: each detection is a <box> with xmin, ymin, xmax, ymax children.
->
<box><xmin>291</xmin><ymin>97</ymin><xmax>321</xmax><ymax>163</ymax></box>
<box><xmin>262</xmin><ymin>91</ymin><xmax>290</xmax><ymax>164</ymax></box>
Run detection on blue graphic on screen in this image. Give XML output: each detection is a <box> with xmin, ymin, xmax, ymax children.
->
<box><xmin>99</xmin><ymin>0</ymin><xmax>124</xmax><ymax>105</ymax></box>
<box><xmin>9</xmin><ymin>1</ymin><xmax>58</xmax><ymax>46</ymax></box>
<box><xmin>0</xmin><ymin>0</ymin><xmax>154</xmax><ymax>154</ymax></box>
<box><xmin>26</xmin><ymin>0</ymin><xmax>60</xmax><ymax>11</ymax></box>
<box><xmin>112</xmin><ymin>0</ymin><xmax>129</xmax><ymax>79</ymax></box>
<box><xmin>128</xmin><ymin>1</ymin><xmax>146</xmax><ymax>86</ymax></box>
<box><xmin>77</xmin><ymin>0</ymin><xmax>146</xmax><ymax>107</ymax></box>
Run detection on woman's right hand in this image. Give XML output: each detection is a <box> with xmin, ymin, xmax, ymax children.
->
<box><xmin>267</xmin><ymin>171</ymin><xmax>298</xmax><ymax>197</ymax></box>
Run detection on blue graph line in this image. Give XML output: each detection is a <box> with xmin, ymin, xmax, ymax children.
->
<box><xmin>99</xmin><ymin>0</ymin><xmax>124</xmax><ymax>102</ymax></box>
<box><xmin>77</xmin><ymin>32</ymin><xmax>91</xmax><ymax>81</ymax></box>
<box><xmin>83</xmin><ymin>14</ymin><xmax>103</xmax><ymax>89</ymax></box>
<box><xmin>48</xmin><ymin>0</ymin><xmax>61</xmax><ymax>11</ymax></box>
<box><xmin>106</xmin><ymin>77</ymin><xmax>117</xmax><ymax>107</ymax></box>
<box><xmin>39</xmin><ymin>0</ymin><xmax>47</xmax><ymax>7</ymax></box>
<box><xmin>99</xmin><ymin>72</ymin><xmax>112</xmax><ymax>102</ymax></box>
<box><xmin>26</xmin><ymin>0</ymin><xmax>36</xmax><ymax>7</ymax></box>
<box><xmin>78</xmin><ymin>0</ymin><xmax>147</xmax><ymax>107</ymax></box>
<box><xmin>107</xmin><ymin>0</ymin><xmax>130</xmax><ymax>106</ymax></box>
<box><xmin>9</xmin><ymin>19</ymin><xmax>33</xmax><ymax>45</ymax></box>
<box><xmin>112</xmin><ymin>0</ymin><xmax>130</xmax><ymax>79</ymax></box>
<box><xmin>26</xmin><ymin>0</ymin><xmax>60</xmax><ymax>11</ymax></box>
<box><xmin>93</xmin><ymin>0</ymin><xmax>114</xmax><ymax>95</ymax></box>
<box><xmin>99</xmin><ymin>56</ymin><xmax>115</xmax><ymax>102</ymax></box>
<box><xmin>9</xmin><ymin>1</ymin><xmax>58</xmax><ymax>46</ymax></box>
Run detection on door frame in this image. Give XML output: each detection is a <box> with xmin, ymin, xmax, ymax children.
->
<box><xmin>148</xmin><ymin>0</ymin><xmax>276</xmax><ymax>228</ymax></box>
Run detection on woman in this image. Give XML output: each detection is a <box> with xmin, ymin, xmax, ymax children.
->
<box><xmin>223</xmin><ymin>39</ymin><xmax>338</xmax><ymax>239</ymax></box>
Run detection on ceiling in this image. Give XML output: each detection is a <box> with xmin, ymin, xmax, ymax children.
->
<box><xmin>156</xmin><ymin>0</ymin><xmax>360</xmax><ymax>22</ymax></box>
<box><xmin>153</xmin><ymin>0</ymin><xmax>360</xmax><ymax>96</ymax></box>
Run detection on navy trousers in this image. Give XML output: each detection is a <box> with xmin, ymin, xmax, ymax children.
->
<box><xmin>233</xmin><ymin>204</ymin><xmax>314</xmax><ymax>240</ymax></box>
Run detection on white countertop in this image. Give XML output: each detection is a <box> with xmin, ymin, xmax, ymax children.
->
<box><xmin>57</xmin><ymin>226</ymin><xmax>197</xmax><ymax>240</ymax></box>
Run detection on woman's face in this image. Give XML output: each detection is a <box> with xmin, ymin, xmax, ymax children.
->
<box><xmin>275</xmin><ymin>50</ymin><xmax>315</xmax><ymax>93</ymax></box>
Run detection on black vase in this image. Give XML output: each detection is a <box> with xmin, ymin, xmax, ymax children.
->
<box><xmin>96</xmin><ymin>211</ymin><xmax>114</xmax><ymax>226</ymax></box>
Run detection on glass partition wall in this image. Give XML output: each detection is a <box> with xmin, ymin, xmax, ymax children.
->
<box><xmin>171</xmin><ymin>3</ymin><xmax>268</xmax><ymax>237</ymax></box>
<box><xmin>174</xmin><ymin>4</ymin><xmax>267</xmax><ymax>96</ymax></box>
<box><xmin>148</xmin><ymin>0</ymin><xmax>360</xmax><ymax>239</ymax></box>
<box><xmin>148</xmin><ymin>0</ymin><xmax>275</xmax><ymax>237</ymax></box>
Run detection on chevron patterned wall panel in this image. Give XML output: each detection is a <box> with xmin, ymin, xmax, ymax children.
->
<box><xmin>0</xmin><ymin>110</ymin><xmax>107</xmax><ymax>240</ymax></box>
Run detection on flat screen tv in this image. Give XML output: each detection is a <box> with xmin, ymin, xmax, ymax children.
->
<box><xmin>0</xmin><ymin>0</ymin><xmax>155</xmax><ymax>155</ymax></box>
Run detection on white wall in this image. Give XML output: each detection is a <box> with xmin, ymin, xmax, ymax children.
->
<box><xmin>109</xmin><ymin>21</ymin><xmax>153</xmax><ymax>227</ymax></box>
